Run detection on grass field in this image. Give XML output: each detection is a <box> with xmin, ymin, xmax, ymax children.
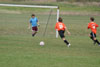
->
<box><xmin>0</xmin><ymin>6</ymin><xmax>100</xmax><ymax>67</ymax></box>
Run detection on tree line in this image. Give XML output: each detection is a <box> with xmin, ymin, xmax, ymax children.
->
<box><xmin>0</xmin><ymin>0</ymin><xmax>100</xmax><ymax>2</ymax></box>
<box><xmin>57</xmin><ymin>0</ymin><xmax>100</xmax><ymax>2</ymax></box>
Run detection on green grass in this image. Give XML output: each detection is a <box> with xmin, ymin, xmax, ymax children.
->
<box><xmin>0</xmin><ymin>35</ymin><xmax>100</xmax><ymax>67</ymax></box>
<box><xmin>0</xmin><ymin>9</ymin><xmax>100</xmax><ymax>67</ymax></box>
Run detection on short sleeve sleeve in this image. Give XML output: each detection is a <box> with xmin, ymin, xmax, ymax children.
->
<box><xmin>55</xmin><ymin>23</ymin><xmax>57</xmax><ymax>30</ymax></box>
<box><xmin>96</xmin><ymin>23</ymin><xmax>99</xmax><ymax>27</ymax></box>
<box><xmin>88</xmin><ymin>23</ymin><xmax>90</xmax><ymax>29</ymax></box>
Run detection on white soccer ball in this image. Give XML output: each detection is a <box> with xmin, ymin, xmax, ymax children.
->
<box><xmin>40</xmin><ymin>41</ymin><xmax>45</xmax><ymax>46</ymax></box>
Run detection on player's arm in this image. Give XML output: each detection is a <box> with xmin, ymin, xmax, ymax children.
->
<box><xmin>87</xmin><ymin>25</ymin><xmax>90</xmax><ymax>29</ymax></box>
<box><xmin>55</xmin><ymin>23</ymin><xmax>57</xmax><ymax>30</ymax></box>
<box><xmin>37</xmin><ymin>19</ymin><xmax>40</xmax><ymax>27</ymax></box>
<box><xmin>87</xmin><ymin>23</ymin><xmax>90</xmax><ymax>29</ymax></box>
<box><xmin>37</xmin><ymin>21</ymin><xmax>40</xmax><ymax>27</ymax></box>
<box><xmin>96</xmin><ymin>24</ymin><xmax>99</xmax><ymax>27</ymax></box>
<box><xmin>28</xmin><ymin>22</ymin><xmax>31</xmax><ymax>29</ymax></box>
<box><xmin>28</xmin><ymin>20</ymin><xmax>31</xmax><ymax>29</ymax></box>
<box><xmin>65</xmin><ymin>26</ymin><xmax>71</xmax><ymax>35</ymax></box>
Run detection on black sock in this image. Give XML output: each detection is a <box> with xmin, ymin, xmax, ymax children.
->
<box><xmin>32</xmin><ymin>32</ymin><xmax>37</xmax><ymax>37</ymax></box>
<box><xmin>95</xmin><ymin>39</ymin><xmax>100</xmax><ymax>45</ymax></box>
<box><xmin>32</xmin><ymin>34</ymin><xmax>35</xmax><ymax>36</ymax></box>
<box><xmin>64</xmin><ymin>40</ymin><xmax>69</xmax><ymax>45</ymax></box>
<box><xmin>32</xmin><ymin>33</ymin><xmax>36</xmax><ymax>37</ymax></box>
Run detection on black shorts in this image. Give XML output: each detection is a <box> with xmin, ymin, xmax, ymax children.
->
<box><xmin>90</xmin><ymin>32</ymin><xmax>96</xmax><ymax>38</ymax></box>
<box><xmin>58</xmin><ymin>30</ymin><xmax>65</xmax><ymax>38</ymax></box>
<box><xmin>32</xmin><ymin>26</ymin><xmax>38</xmax><ymax>31</ymax></box>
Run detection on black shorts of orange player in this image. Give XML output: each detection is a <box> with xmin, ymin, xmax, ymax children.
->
<box><xmin>58</xmin><ymin>30</ymin><xmax>65</xmax><ymax>38</ymax></box>
<box><xmin>58</xmin><ymin>30</ymin><xmax>70</xmax><ymax>46</ymax></box>
<box><xmin>90</xmin><ymin>32</ymin><xmax>100</xmax><ymax>45</ymax></box>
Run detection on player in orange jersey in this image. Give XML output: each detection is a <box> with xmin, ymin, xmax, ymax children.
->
<box><xmin>55</xmin><ymin>17</ymin><xmax>71</xmax><ymax>47</ymax></box>
<box><xmin>87</xmin><ymin>17</ymin><xmax>100</xmax><ymax>46</ymax></box>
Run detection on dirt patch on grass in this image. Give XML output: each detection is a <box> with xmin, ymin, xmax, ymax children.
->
<box><xmin>0</xmin><ymin>9</ymin><xmax>100</xmax><ymax>16</ymax></box>
<box><xmin>37</xmin><ymin>11</ymin><xmax>100</xmax><ymax>16</ymax></box>
<box><xmin>60</xmin><ymin>11</ymin><xmax>100</xmax><ymax>16</ymax></box>
<box><xmin>0</xmin><ymin>9</ymin><xmax>22</xmax><ymax>14</ymax></box>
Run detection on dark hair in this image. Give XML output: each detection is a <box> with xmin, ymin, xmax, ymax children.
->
<box><xmin>31</xmin><ymin>14</ymin><xmax>35</xmax><ymax>17</ymax></box>
<box><xmin>90</xmin><ymin>17</ymin><xmax>94</xmax><ymax>21</ymax></box>
<box><xmin>58</xmin><ymin>17</ymin><xmax>63</xmax><ymax>22</ymax></box>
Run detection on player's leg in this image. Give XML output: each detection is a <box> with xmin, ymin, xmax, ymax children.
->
<box><xmin>62</xmin><ymin>30</ymin><xmax>69</xmax><ymax>45</ymax></box>
<box><xmin>62</xmin><ymin>37</ymin><xmax>71</xmax><ymax>47</ymax></box>
<box><xmin>93</xmin><ymin>33</ymin><xmax>100</xmax><ymax>45</ymax></box>
<box><xmin>58</xmin><ymin>30</ymin><xmax>70</xmax><ymax>47</ymax></box>
<box><xmin>62</xmin><ymin>38</ymin><xmax>69</xmax><ymax>45</ymax></box>
<box><xmin>89</xmin><ymin>32</ymin><xmax>96</xmax><ymax>44</ymax></box>
<box><xmin>32</xmin><ymin>26</ymin><xmax>38</xmax><ymax>37</ymax></box>
<box><xmin>32</xmin><ymin>31</ymin><xmax>37</xmax><ymax>36</ymax></box>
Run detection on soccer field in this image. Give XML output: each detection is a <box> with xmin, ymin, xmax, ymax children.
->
<box><xmin>0</xmin><ymin>9</ymin><xmax>100</xmax><ymax>67</ymax></box>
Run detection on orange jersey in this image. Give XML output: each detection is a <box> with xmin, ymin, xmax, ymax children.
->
<box><xmin>88</xmin><ymin>22</ymin><xmax>99</xmax><ymax>34</ymax></box>
<box><xmin>55</xmin><ymin>22</ymin><xmax>66</xmax><ymax>31</ymax></box>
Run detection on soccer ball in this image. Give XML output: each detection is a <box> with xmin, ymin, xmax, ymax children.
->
<box><xmin>40</xmin><ymin>41</ymin><xmax>45</xmax><ymax>46</ymax></box>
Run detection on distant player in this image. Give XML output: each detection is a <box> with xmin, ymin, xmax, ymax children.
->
<box><xmin>28</xmin><ymin>14</ymin><xmax>39</xmax><ymax>37</ymax></box>
<box><xmin>87</xmin><ymin>17</ymin><xmax>100</xmax><ymax>46</ymax></box>
<box><xmin>55</xmin><ymin>17</ymin><xmax>71</xmax><ymax>47</ymax></box>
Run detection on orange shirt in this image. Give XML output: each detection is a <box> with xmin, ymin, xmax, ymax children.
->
<box><xmin>55</xmin><ymin>22</ymin><xmax>66</xmax><ymax>31</ymax></box>
<box><xmin>88</xmin><ymin>22</ymin><xmax>99</xmax><ymax>34</ymax></box>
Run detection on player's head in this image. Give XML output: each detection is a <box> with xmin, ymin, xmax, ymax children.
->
<box><xmin>58</xmin><ymin>17</ymin><xmax>63</xmax><ymax>22</ymax></box>
<box><xmin>31</xmin><ymin>14</ymin><xmax>35</xmax><ymax>18</ymax></box>
<box><xmin>90</xmin><ymin>17</ymin><xmax>94</xmax><ymax>21</ymax></box>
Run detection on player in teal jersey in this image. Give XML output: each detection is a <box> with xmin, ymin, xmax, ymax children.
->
<box><xmin>28</xmin><ymin>14</ymin><xmax>39</xmax><ymax>37</ymax></box>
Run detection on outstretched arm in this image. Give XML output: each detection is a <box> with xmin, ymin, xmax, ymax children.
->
<box><xmin>87</xmin><ymin>23</ymin><xmax>90</xmax><ymax>29</ymax></box>
<box><xmin>37</xmin><ymin>19</ymin><xmax>40</xmax><ymax>27</ymax></box>
<box><xmin>28</xmin><ymin>22</ymin><xmax>31</xmax><ymax>29</ymax></box>
<box><xmin>37</xmin><ymin>21</ymin><xmax>40</xmax><ymax>27</ymax></box>
<box><xmin>96</xmin><ymin>24</ymin><xmax>99</xmax><ymax>27</ymax></box>
<box><xmin>65</xmin><ymin>26</ymin><xmax>71</xmax><ymax>35</ymax></box>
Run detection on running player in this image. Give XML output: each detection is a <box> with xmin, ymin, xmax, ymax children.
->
<box><xmin>87</xmin><ymin>17</ymin><xmax>100</xmax><ymax>46</ymax></box>
<box><xmin>55</xmin><ymin>17</ymin><xmax>71</xmax><ymax>47</ymax></box>
<box><xmin>28</xmin><ymin>14</ymin><xmax>39</xmax><ymax>37</ymax></box>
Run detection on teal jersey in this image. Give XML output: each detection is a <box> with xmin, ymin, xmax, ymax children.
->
<box><xmin>30</xmin><ymin>17</ymin><xmax>38</xmax><ymax>27</ymax></box>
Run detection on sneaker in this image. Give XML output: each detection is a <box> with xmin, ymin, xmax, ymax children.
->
<box><xmin>67</xmin><ymin>44</ymin><xmax>71</xmax><ymax>47</ymax></box>
<box><xmin>98</xmin><ymin>44</ymin><xmax>100</xmax><ymax>46</ymax></box>
<box><xmin>32</xmin><ymin>34</ymin><xmax>34</xmax><ymax>37</ymax></box>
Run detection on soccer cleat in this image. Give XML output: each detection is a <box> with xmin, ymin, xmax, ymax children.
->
<box><xmin>67</xmin><ymin>44</ymin><xmax>71</xmax><ymax>47</ymax></box>
<box><xmin>98</xmin><ymin>44</ymin><xmax>100</xmax><ymax>46</ymax></box>
<box><xmin>32</xmin><ymin>34</ymin><xmax>35</xmax><ymax>37</ymax></box>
